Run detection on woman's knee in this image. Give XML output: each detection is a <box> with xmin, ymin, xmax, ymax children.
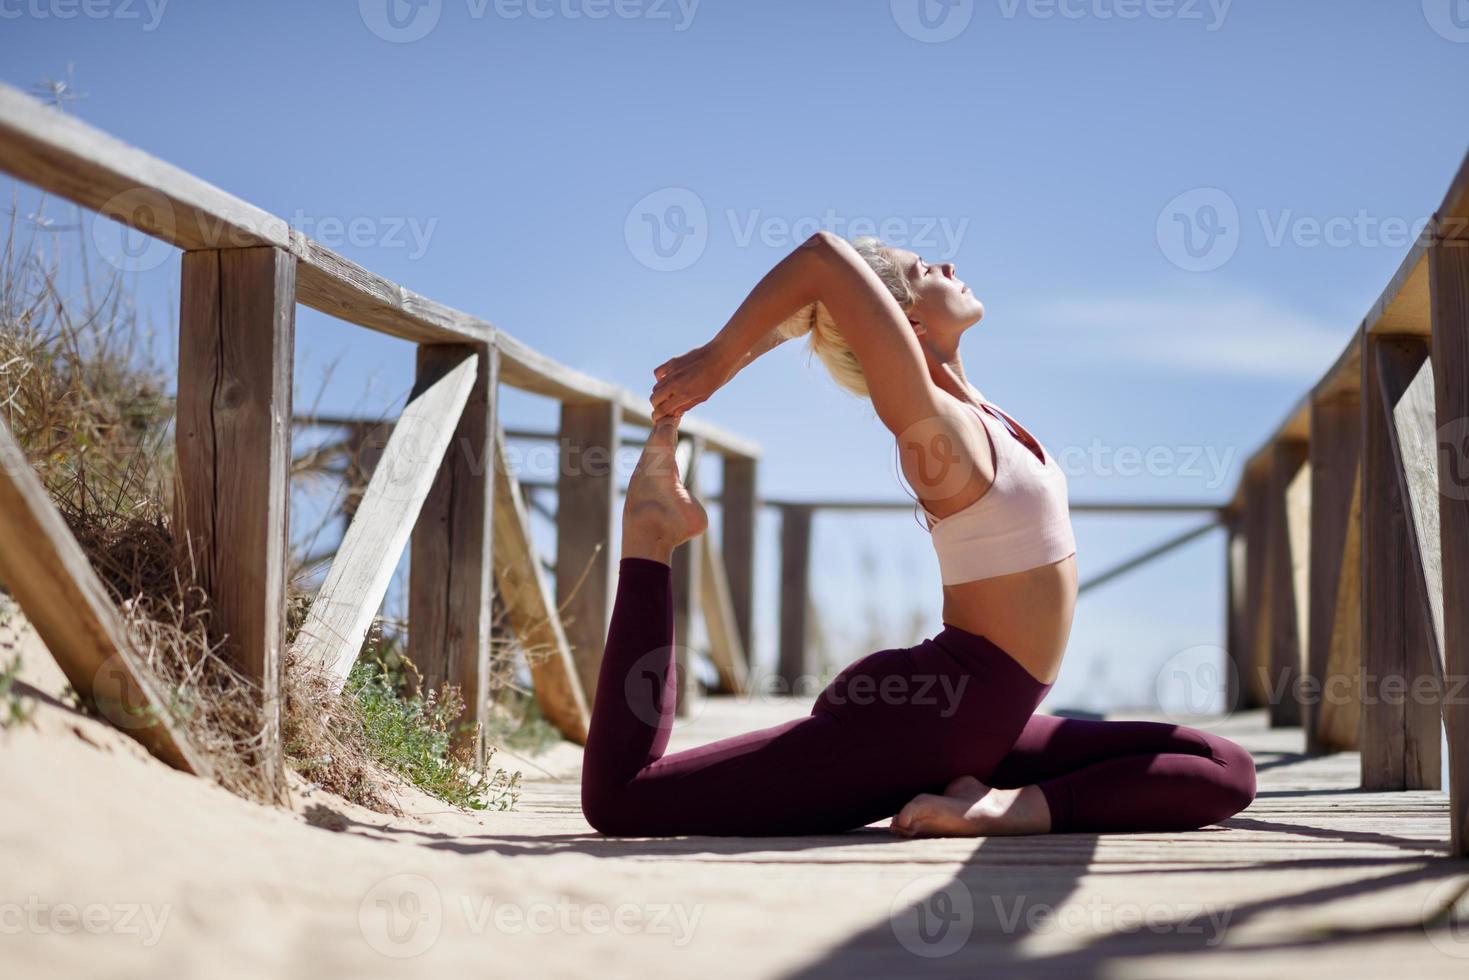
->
<box><xmin>1209</xmin><ymin>734</ymin><xmax>1257</xmax><ymax>815</ymax></box>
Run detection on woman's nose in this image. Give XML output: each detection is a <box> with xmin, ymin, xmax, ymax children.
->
<box><xmin>941</xmin><ymin>263</ymin><xmax>957</xmax><ymax>279</ymax></box>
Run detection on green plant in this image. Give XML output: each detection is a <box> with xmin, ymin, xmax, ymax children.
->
<box><xmin>0</xmin><ymin>653</ymin><xmax>36</xmax><ymax>730</ymax></box>
<box><xmin>346</xmin><ymin>657</ymin><xmax>521</xmax><ymax>811</ymax></box>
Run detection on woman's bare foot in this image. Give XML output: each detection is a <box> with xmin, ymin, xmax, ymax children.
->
<box><xmin>621</xmin><ymin>418</ymin><xmax>709</xmax><ymax>565</ymax></box>
<box><xmin>889</xmin><ymin>775</ymin><xmax>1051</xmax><ymax>838</ymax></box>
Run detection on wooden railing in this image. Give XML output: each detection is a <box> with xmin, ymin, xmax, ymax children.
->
<box><xmin>0</xmin><ymin>82</ymin><xmax>760</xmax><ymax>797</ymax></box>
<box><xmin>1225</xmin><ymin>150</ymin><xmax>1469</xmax><ymax>857</ymax></box>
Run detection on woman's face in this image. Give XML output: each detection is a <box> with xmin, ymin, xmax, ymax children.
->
<box><xmin>887</xmin><ymin>248</ymin><xmax>985</xmax><ymax>338</ymax></box>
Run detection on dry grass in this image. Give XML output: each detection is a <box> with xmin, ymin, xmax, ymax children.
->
<box><xmin>0</xmin><ymin>192</ymin><xmax>536</xmax><ymax>813</ymax></box>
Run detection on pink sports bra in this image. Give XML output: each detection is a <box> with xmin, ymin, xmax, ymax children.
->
<box><xmin>917</xmin><ymin>400</ymin><xmax>1076</xmax><ymax>585</ymax></box>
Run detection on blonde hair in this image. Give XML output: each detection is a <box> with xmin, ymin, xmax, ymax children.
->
<box><xmin>775</xmin><ymin>236</ymin><xmax>916</xmax><ymax>398</ymax></box>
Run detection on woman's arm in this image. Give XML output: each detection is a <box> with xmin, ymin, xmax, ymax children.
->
<box><xmin>652</xmin><ymin>232</ymin><xmax>945</xmax><ymax>436</ymax></box>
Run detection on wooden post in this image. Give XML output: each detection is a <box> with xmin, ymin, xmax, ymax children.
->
<box><xmin>1242</xmin><ymin>464</ymin><xmax>1272</xmax><ymax>709</ymax></box>
<box><xmin>1361</xmin><ymin>334</ymin><xmax>1442</xmax><ymax>790</ymax></box>
<box><xmin>556</xmin><ymin>401</ymin><xmax>619</xmax><ymax>702</ymax></box>
<box><xmin>1267</xmin><ymin>440</ymin><xmax>1310</xmax><ymax>727</ymax></box>
<box><xmin>1306</xmin><ymin>395</ymin><xmax>1361</xmax><ymax>753</ymax></box>
<box><xmin>1430</xmin><ymin>236</ymin><xmax>1469</xmax><ymax>856</ymax></box>
<box><xmin>1225</xmin><ymin>516</ymin><xmax>1246</xmax><ymax>715</ymax></box>
<box><xmin>410</xmin><ymin>343</ymin><xmax>497</xmax><ymax>767</ymax></box>
<box><xmin>721</xmin><ymin>455</ymin><xmax>758</xmax><ymax>660</ymax></box>
<box><xmin>176</xmin><ymin>247</ymin><xmax>295</xmax><ymax>801</ymax></box>
<box><xmin>671</xmin><ymin>437</ymin><xmax>704</xmax><ymax>717</ymax></box>
<box><xmin>778</xmin><ymin>505</ymin><xmax>813</xmax><ymax>690</ymax></box>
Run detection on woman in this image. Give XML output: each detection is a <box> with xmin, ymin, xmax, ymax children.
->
<box><xmin>580</xmin><ymin>232</ymin><xmax>1255</xmax><ymax>838</ymax></box>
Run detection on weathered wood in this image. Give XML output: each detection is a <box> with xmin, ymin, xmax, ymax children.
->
<box><xmin>1318</xmin><ymin>460</ymin><xmax>1363</xmax><ymax>751</ymax></box>
<box><xmin>0</xmin><ymin>419</ymin><xmax>211</xmax><ymax>776</ymax></box>
<box><xmin>176</xmin><ymin>247</ymin><xmax>294</xmax><ymax>800</ymax></box>
<box><xmin>1360</xmin><ymin>334</ymin><xmax>1441</xmax><ymax>790</ymax></box>
<box><xmin>1306</xmin><ymin>395</ymin><xmax>1361</xmax><ymax>753</ymax></box>
<box><xmin>492</xmin><ymin>426</ymin><xmax>590</xmax><ymax>744</ymax></box>
<box><xmin>720</xmin><ymin>455</ymin><xmax>758</xmax><ymax>658</ymax></box>
<box><xmin>671</xmin><ymin>438</ymin><xmax>704</xmax><ymax>718</ymax></box>
<box><xmin>1225</xmin><ymin>518</ymin><xmax>1246</xmax><ymax>714</ymax></box>
<box><xmin>778</xmin><ymin>505</ymin><xmax>813</xmax><ymax>687</ymax></box>
<box><xmin>1265</xmin><ymin>442</ymin><xmax>1309</xmax><ymax>727</ymax></box>
<box><xmin>1429</xmin><ymin>235</ymin><xmax>1469</xmax><ymax>856</ymax></box>
<box><xmin>700</xmin><ymin>533</ymin><xmax>751</xmax><ymax>695</ymax></box>
<box><xmin>556</xmin><ymin>401</ymin><xmax>619</xmax><ymax>703</ymax></box>
<box><xmin>1242</xmin><ymin>463</ymin><xmax>1272</xmax><ymax>709</ymax></box>
<box><xmin>409</xmin><ymin>344</ymin><xmax>497</xmax><ymax>767</ymax></box>
<box><xmin>1377</xmin><ymin>342</ymin><xmax>1446</xmax><ymax>670</ymax></box>
<box><xmin>293</xmin><ymin>352</ymin><xmax>478</xmax><ymax>685</ymax></box>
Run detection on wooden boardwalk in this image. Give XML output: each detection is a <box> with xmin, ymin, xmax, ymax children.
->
<box><xmin>491</xmin><ymin>697</ymin><xmax>1469</xmax><ymax>978</ymax></box>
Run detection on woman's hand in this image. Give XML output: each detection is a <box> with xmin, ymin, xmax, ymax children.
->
<box><xmin>650</xmin><ymin>338</ymin><xmax>743</xmax><ymax>421</ymax></box>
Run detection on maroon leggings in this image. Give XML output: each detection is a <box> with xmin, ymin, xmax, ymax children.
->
<box><xmin>582</xmin><ymin>558</ymin><xmax>1256</xmax><ymax>837</ymax></box>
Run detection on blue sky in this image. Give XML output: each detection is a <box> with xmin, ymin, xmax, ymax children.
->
<box><xmin>3</xmin><ymin>0</ymin><xmax>1467</xmax><ymax>714</ymax></box>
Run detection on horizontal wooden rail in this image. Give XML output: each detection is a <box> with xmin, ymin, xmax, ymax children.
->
<box><xmin>0</xmin><ymin>83</ymin><xmax>757</xmax><ymax>462</ymax></box>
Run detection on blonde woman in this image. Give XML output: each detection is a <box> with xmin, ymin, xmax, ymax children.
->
<box><xmin>580</xmin><ymin>233</ymin><xmax>1254</xmax><ymax>837</ymax></box>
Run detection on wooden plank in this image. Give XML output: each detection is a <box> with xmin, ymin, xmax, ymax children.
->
<box><xmin>0</xmin><ymin>419</ymin><xmax>211</xmax><ymax>776</ymax></box>
<box><xmin>1225</xmin><ymin>518</ymin><xmax>1246</xmax><ymax>713</ymax></box>
<box><xmin>0</xmin><ymin>83</ymin><xmax>762</xmax><ymax>461</ymax></box>
<box><xmin>1360</xmin><ymin>334</ymin><xmax>1441</xmax><ymax>790</ymax></box>
<box><xmin>671</xmin><ymin>437</ymin><xmax>704</xmax><ymax>718</ymax></box>
<box><xmin>176</xmin><ymin>247</ymin><xmax>294</xmax><ymax>801</ymax></box>
<box><xmin>1306</xmin><ymin>395</ymin><xmax>1360</xmax><ymax>753</ymax></box>
<box><xmin>492</xmin><ymin>426</ymin><xmax>590</xmax><ymax>744</ymax></box>
<box><xmin>1242</xmin><ymin>464</ymin><xmax>1272</xmax><ymax>708</ymax></box>
<box><xmin>720</xmin><ymin>455</ymin><xmax>758</xmax><ymax>657</ymax></box>
<box><xmin>293</xmin><ymin>352</ymin><xmax>478</xmax><ymax>684</ymax></box>
<box><xmin>555</xmin><ymin>401</ymin><xmax>619</xmax><ymax>703</ymax></box>
<box><xmin>1429</xmin><ymin>236</ymin><xmax>1469</xmax><ymax>857</ymax></box>
<box><xmin>699</xmin><ymin>533</ymin><xmax>750</xmax><ymax>695</ymax></box>
<box><xmin>409</xmin><ymin>344</ymin><xmax>497</xmax><ymax>767</ymax></box>
<box><xmin>778</xmin><ymin>505</ymin><xmax>813</xmax><ymax>687</ymax></box>
<box><xmin>1364</xmin><ymin>239</ymin><xmax>1432</xmax><ymax>337</ymax></box>
<box><xmin>1311</xmin><ymin>327</ymin><xmax>1364</xmax><ymax>404</ymax></box>
<box><xmin>1267</xmin><ymin>441</ymin><xmax>1309</xmax><ymax>727</ymax></box>
<box><xmin>1377</xmin><ymin>342</ymin><xmax>1446</xmax><ymax>670</ymax></box>
<box><xmin>1317</xmin><ymin>459</ymin><xmax>1363</xmax><ymax>751</ymax></box>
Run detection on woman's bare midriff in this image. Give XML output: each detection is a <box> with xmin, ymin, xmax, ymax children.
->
<box><xmin>941</xmin><ymin>555</ymin><xmax>1077</xmax><ymax>686</ymax></box>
